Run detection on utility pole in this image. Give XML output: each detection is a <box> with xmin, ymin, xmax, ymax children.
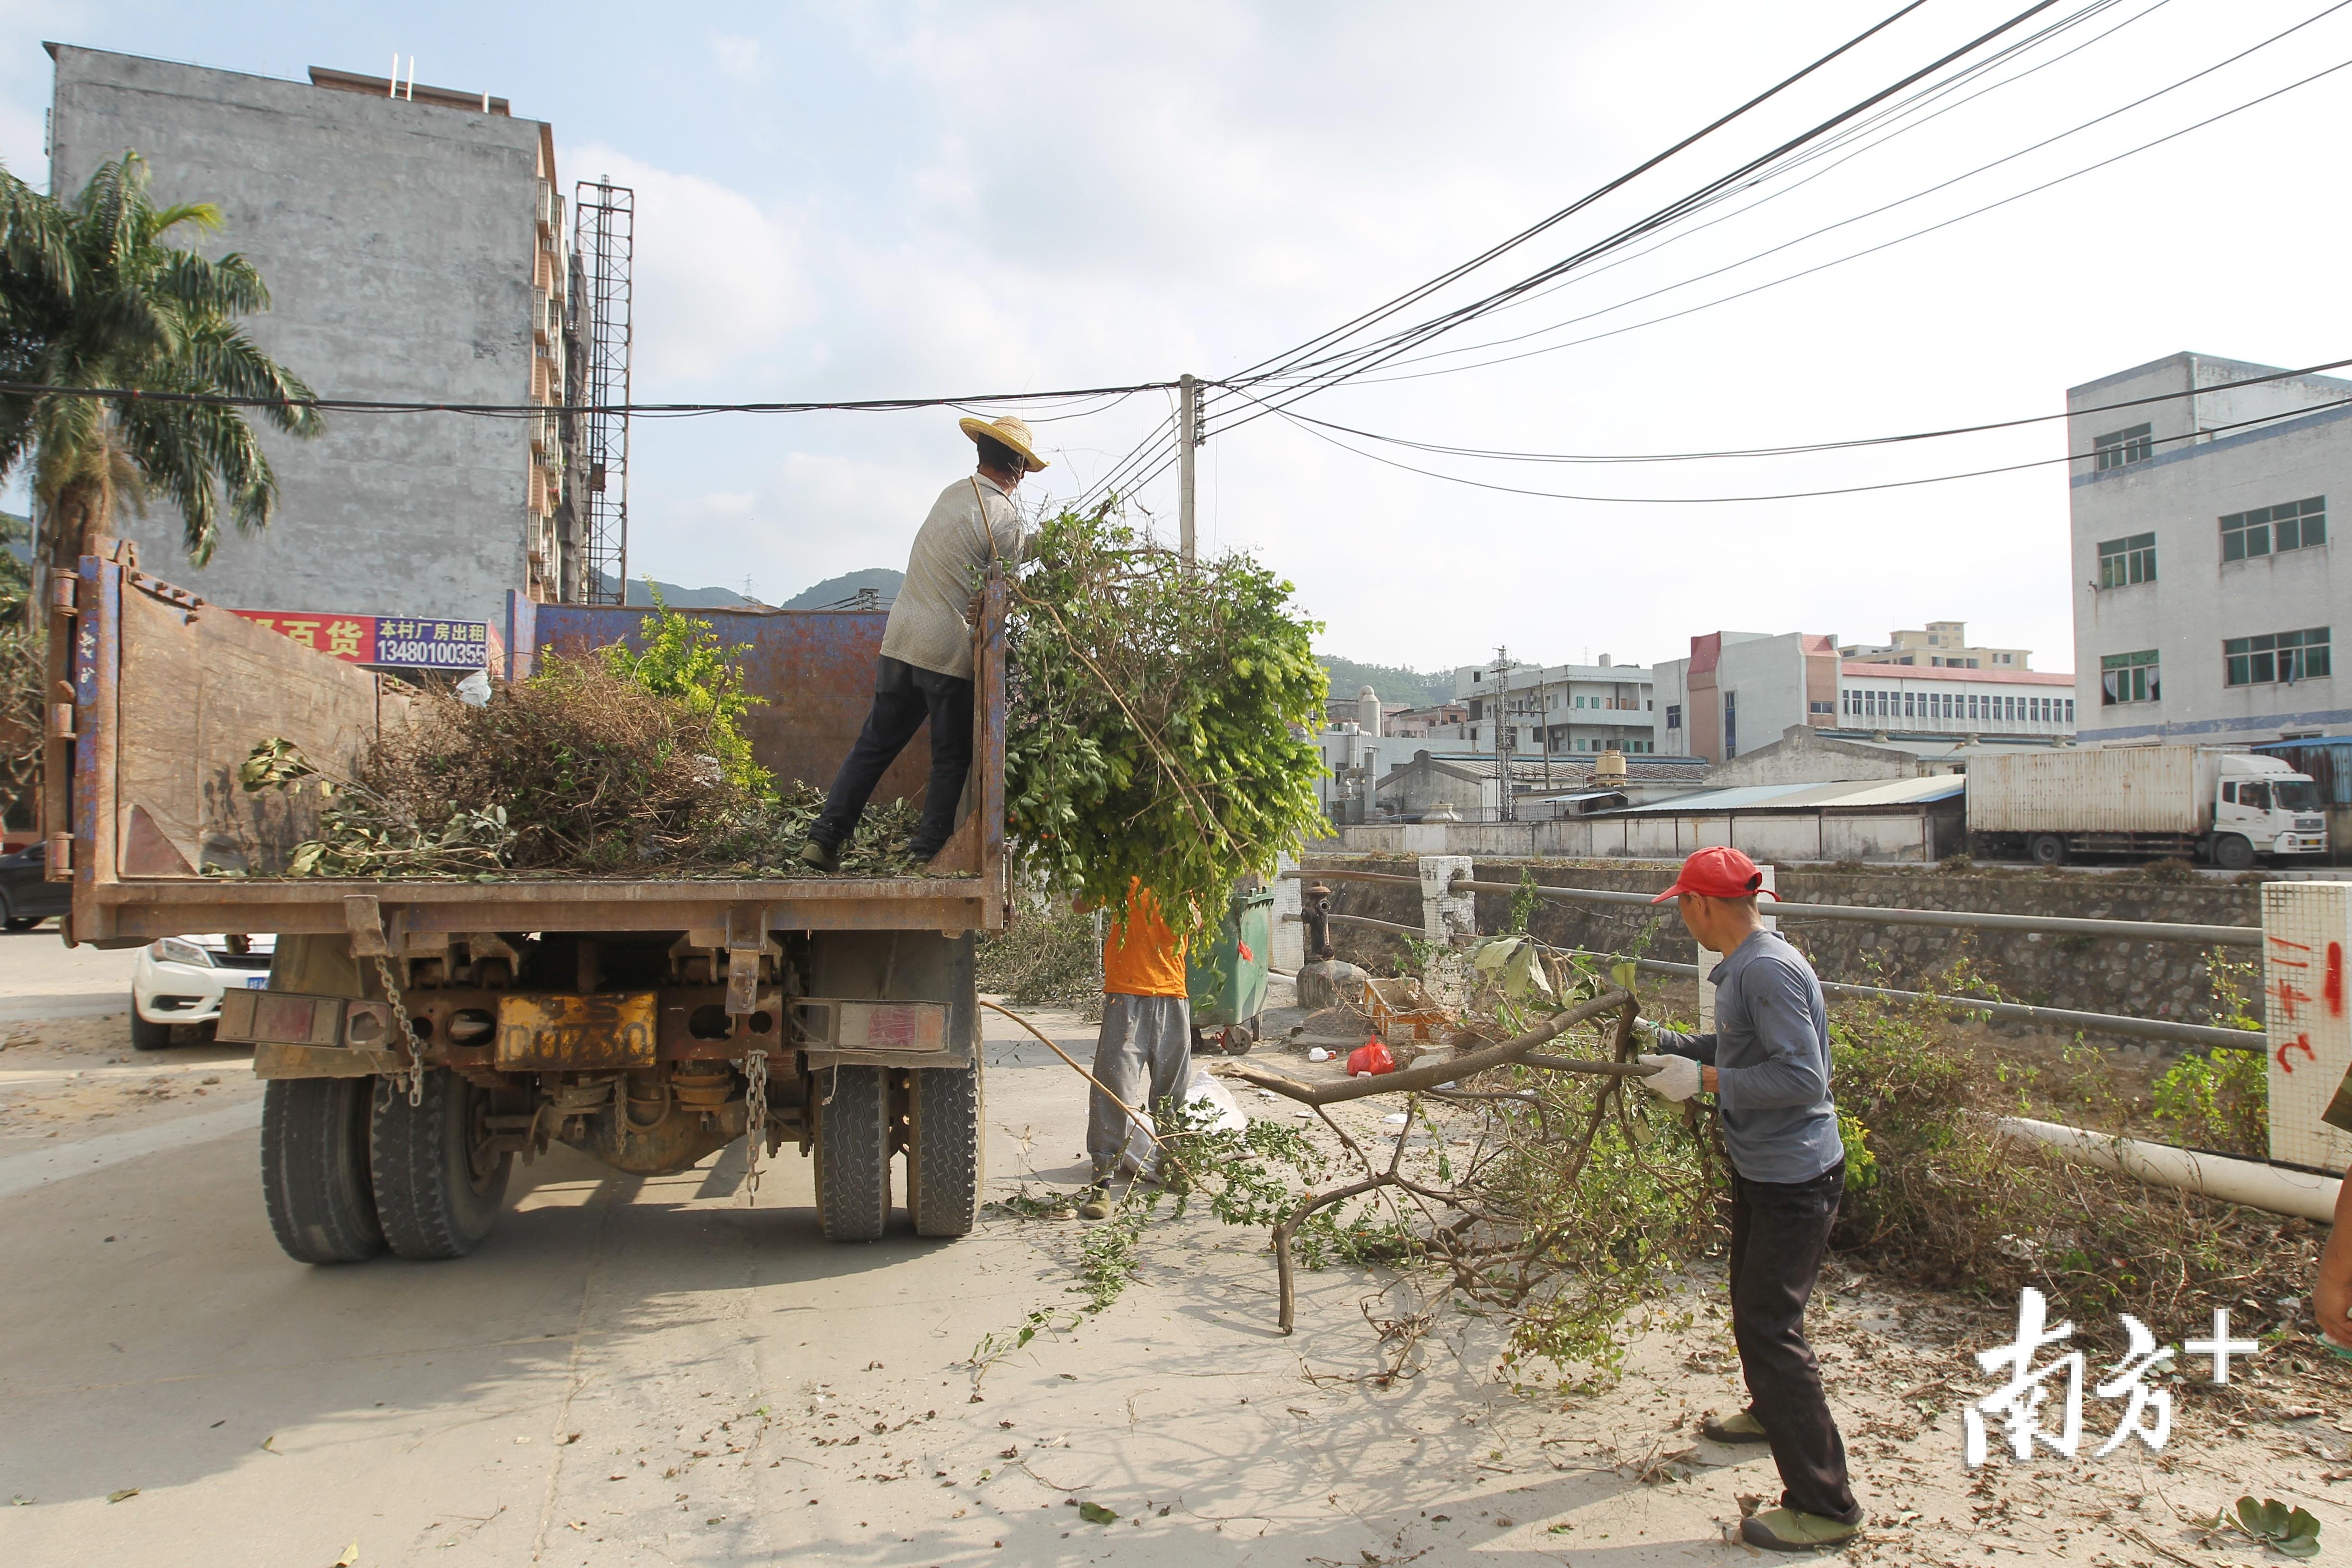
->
<box><xmin>1491</xmin><ymin>646</ymin><xmax>1516</xmax><ymax>823</ymax></box>
<box><xmin>1178</xmin><ymin>372</ymin><xmax>1199</xmax><ymax>567</ymax></box>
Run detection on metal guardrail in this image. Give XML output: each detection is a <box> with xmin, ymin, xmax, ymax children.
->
<box><xmin>1283</xmin><ymin>880</ymin><xmax>2266</xmax><ymax>1053</ymax></box>
<box><xmin>1283</xmin><ymin>866</ymin><xmax>2262</xmax><ymax>948</ymax></box>
<box><xmin>1563</xmin><ymin>949</ymin><xmax>2262</xmax><ymax>1053</ymax></box>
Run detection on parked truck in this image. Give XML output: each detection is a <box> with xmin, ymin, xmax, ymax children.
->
<box><xmin>49</xmin><ymin>544</ymin><xmax>1007</xmax><ymax>1263</ymax></box>
<box><xmin>1965</xmin><ymin>746</ymin><xmax>2327</xmax><ymax>869</ymax></box>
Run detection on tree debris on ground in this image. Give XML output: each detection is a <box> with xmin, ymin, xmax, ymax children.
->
<box><xmin>1003</xmin><ymin>934</ymin><xmax>2344</xmax><ymax>1395</ymax></box>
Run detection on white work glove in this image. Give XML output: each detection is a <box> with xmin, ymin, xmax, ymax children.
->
<box><xmin>1631</xmin><ymin>1016</ymin><xmax>1659</xmax><ymax>1046</ymax></box>
<box><xmin>1636</xmin><ymin>1052</ymin><xmax>1701</xmax><ymax>1102</ymax></box>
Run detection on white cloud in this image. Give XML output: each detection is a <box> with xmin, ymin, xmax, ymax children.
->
<box><xmin>710</xmin><ymin>34</ymin><xmax>764</xmax><ymax>83</ymax></box>
<box><xmin>559</xmin><ymin>144</ymin><xmax>808</xmax><ymax>385</ymax></box>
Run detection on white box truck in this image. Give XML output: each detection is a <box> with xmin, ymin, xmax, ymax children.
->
<box><xmin>1966</xmin><ymin>747</ymin><xmax>2327</xmax><ymax>870</ymax></box>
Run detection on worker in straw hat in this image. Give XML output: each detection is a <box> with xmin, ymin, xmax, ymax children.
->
<box><xmin>1632</xmin><ymin>844</ymin><xmax>1863</xmax><ymax>1552</ymax></box>
<box><xmin>799</xmin><ymin>414</ymin><xmax>1044</xmax><ymax>871</ymax></box>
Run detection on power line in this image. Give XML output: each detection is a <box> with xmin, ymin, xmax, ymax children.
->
<box><xmin>1241</xmin><ymin>355</ymin><xmax>2352</xmax><ymax>466</ymax></box>
<box><xmin>1221</xmin><ymin>1</ymin><xmax>2071</xmax><ymax>423</ymax></box>
<box><xmin>1229</xmin><ymin>381</ymin><xmax>2352</xmax><ymax>505</ymax></box>
<box><xmin>1220</xmin><ymin>0</ymin><xmax>1942</xmax><ymax>391</ymax></box>
<box><xmin>1326</xmin><ymin>3</ymin><xmax>2352</xmax><ymax>387</ymax></box>
<box><xmin>0</xmin><ymin>379</ymin><xmax>1179</xmax><ymax>419</ymax></box>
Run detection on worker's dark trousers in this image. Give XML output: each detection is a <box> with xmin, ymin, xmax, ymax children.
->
<box><xmin>812</xmin><ymin>656</ymin><xmax>974</xmax><ymax>857</ymax></box>
<box><xmin>1729</xmin><ymin>1159</ymin><xmax>1862</xmax><ymax>1525</ymax></box>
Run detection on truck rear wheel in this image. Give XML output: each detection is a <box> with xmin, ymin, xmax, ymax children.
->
<box><xmin>261</xmin><ymin>1078</ymin><xmax>384</xmax><ymax>1265</ymax></box>
<box><xmin>906</xmin><ymin>1063</ymin><xmax>983</xmax><ymax>1238</ymax></box>
<box><xmin>369</xmin><ymin>1070</ymin><xmax>512</xmax><ymax>1260</ymax></box>
<box><xmin>2214</xmin><ymin>834</ymin><xmax>2256</xmax><ymax>871</ymax></box>
<box><xmin>814</xmin><ymin>1064</ymin><xmax>891</xmax><ymax>1242</ymax></box>
<box><xmin>2028</xmin><ymin>833</ymin><xmax>2067</xmax><ymax>866</ymax></box>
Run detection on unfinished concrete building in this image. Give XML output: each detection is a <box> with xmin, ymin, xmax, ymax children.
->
<box><xmin>45</xmin><ymin>45</ymin><xmax>582</xmax><ymax>619</ymax></box>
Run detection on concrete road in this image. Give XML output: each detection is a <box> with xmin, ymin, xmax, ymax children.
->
<box><xmin>0</xmin><ymin>925</ymin><xmax>139</xmax><ymax>1022</ymax></box>
<box><xmin>1</xmin><ymin>983</ymin><xmax>2343</xmax><ymax>1566</ymax></box>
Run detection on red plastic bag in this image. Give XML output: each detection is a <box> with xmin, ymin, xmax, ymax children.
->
<box><xmin>1347</xmin><ymin>1040</ymin><xmax>1395</xmax><ymax>1077</ymax></box>
<box><xmin>1237</xmin><ymin>940</ymin><xmax>1254</xmax><ymax>963</ymax></box>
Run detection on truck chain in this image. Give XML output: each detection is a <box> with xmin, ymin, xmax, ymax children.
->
<box><xmin>372</xmin><ymin>955</ymin><xmax>426</xmax><ymax>1108</ymax></box>
<box><xmin>742</xmin><ymin>1046</ymin><xmax>769</xmax><ymax>1205</ymax></box>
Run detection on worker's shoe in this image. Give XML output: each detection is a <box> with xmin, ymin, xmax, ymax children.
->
<box><xmin>1077</xmin><ymin>1182</ymin><xmax>1113</xmax><ymax>1221</ymax></box>
<box><xmin>1703</xmin><ymin>1408</ymin><xmax>1772</xmax><ymax>1444</ymax></box>
<box><xmin>1741</xmin><ymin>1507</ymin><xmax>1862</xmax><ymax>1552</ymax></box>
<box><xmin>796</xmin><ymin>838</ymin><xmax>841</xmax><ymax>874</ymax></box>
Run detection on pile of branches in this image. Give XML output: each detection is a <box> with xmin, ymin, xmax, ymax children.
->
<box><xmin>1005</xmin><ymin>508</ymin><xmax>1328</xmax><ymax>941</ymax></box>
<box><xmin>236</xmin><ymin>652</ymin><xmax>919</xmax><ymax>879</ymax></box>
<box><xmin>976</xmin><ymin>894</ymin><xmax>1103</xmax><ymax>1018</ymax></box>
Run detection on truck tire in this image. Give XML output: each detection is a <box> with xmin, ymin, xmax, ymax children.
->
<box><xmin>906</xmin><ymin>1063</ymin><xmax>983</xmax><ymax>1238</ymax></box>
<box><xmin>130</xmin><ymin>1001</ymin><xmax>173</xmax><ymax>1051</ymax></box>
<box><xmin>261</xmin><ymin>1078</ymin><xmax>384</xmax><ymax>1265</ymax></box>
<box><xmin>2028</xmin><ymin>834</ymin><xmax>2067</xmax><ymax>866</ymax></box>
<box><xmin>814</xmin><ymin>1064</ymin><xmax>891</xmax><ymax>1242</ymax></box>
<box><xmin>369</xmin><ymin>1069</ymin><xmax>511</xmax><ymax>1260</ymax></box>
<box><xmin>2214</xmin><ymin>834</ymin><xmax>2256</xmax><ymax>871</ymax></box>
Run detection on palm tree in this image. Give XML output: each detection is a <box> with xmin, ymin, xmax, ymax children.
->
<box><xmin>0</xmin><ymin>151</ymin><xmax>323</xmax><ymax>576</ymax></box>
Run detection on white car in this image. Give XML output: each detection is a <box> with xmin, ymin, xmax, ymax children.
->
<box><xmin>131</xmin><ymin>933</ymin><xmax>277</xmax><ymax>1050</ymax></box>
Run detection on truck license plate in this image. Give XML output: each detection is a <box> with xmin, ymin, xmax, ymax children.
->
<box><xmin>495</xmin><ymin>992</ymin><xmax>658</xmax><ymax>1070</ymax></box>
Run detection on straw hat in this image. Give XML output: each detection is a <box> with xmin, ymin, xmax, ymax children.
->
<box><xmin>958</xmin><ymin>413</ymin><xmax>1049</xmax><ymax>472</ymax></box>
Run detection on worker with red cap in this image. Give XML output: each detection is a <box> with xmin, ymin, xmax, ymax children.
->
<box><xmin>1634</xmin><ymin>845</ymin><xmax>1862</xmax><ymax>1552</ymax></box>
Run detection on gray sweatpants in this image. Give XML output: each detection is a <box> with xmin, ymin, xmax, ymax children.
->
<box><xmin>1087</xmin><ymin>992</ymin><xmax>1192</xmax><ymax>1180</ymax></box>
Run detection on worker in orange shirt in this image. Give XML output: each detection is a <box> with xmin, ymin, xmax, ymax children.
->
<box><xmin>1075</xmin><ymin>878</ymin><xmax>1189</xmax><ymax>1221</ymax></box>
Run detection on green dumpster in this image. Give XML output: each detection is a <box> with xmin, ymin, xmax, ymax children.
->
<box><xmin>1187</xmin><ymin>886</ymin><xmax>1275</xmax><ymax>1055</ymax></box>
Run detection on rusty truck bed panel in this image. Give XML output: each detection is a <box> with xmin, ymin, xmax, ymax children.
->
<box><xmin>63</xmin><ymin>553</ymin><xmax>1007</xmax><ymax>943</ymax></box>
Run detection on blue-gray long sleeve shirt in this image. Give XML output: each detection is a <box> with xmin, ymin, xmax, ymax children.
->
<box><xmin>1652</xmin><ymin>929</ymin><xmax>1844</xmax><ymax>1185</ymax></box>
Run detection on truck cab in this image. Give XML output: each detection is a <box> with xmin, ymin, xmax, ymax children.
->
<box><xmin>2214</xmin><ymin>754</ymin><xmax>2328</xmax><ymax>865</ymax></box>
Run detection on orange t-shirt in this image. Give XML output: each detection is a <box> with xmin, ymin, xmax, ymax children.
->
<box><xmin>1102</xmin><ymin>882</ymin><xmax>1188</xmax><ymax>998</ymax></box>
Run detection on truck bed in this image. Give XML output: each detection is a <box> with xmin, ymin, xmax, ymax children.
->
<box><xmin>58</xmin><ymin>547</ymin><xmax>1006</xmax><ymax>944</ymax></box>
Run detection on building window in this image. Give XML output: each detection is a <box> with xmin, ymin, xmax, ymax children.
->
<box><xmin>2098</xmin><ymin>532</ymin><xmax>2156</xmax><ymax>587</ymax></box>
<box><xmin>1665</xmin><ymin>704</ymin><xmax>1681</xmax><ymax>730</ymax></box>
<box><xmin>1723</xmin><ymin>691</ymin><xmax>1738</xmax><ymax>757</ymax></box>
<box><xmin>2065</xmin><ymin>699</ymin><xmax>2075</xmax><ymax>723</ymax></box>
<box><xmin>2101</xmin><ymin>649</ymin><xmax>2159</xmax><ymax>705</ymax></box>
<box><xmin>2221</xmin><ymin>497</ymin><xmax>2326</xmax><ymax>562</ymax></box>
<box><xmin>2094</xmin><ymin>423</ymin><xmax>2154</xmax><ymax>470</ymax></box>
<box><xmin>2224</xmin><ymin>626</ymin><xmax>2332</xmax><ymax>686</ymax></box>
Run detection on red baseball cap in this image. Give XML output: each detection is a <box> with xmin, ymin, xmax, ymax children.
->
<box><xmin>1651</xmin><ymin>845</ymin><xmax>1776</xmax><ymax>903</ymax></box>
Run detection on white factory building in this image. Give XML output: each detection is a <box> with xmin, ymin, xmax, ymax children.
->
<box><xmin>1654</xmin><ymin>627</ymin><xmax>2074</xmax><ymax>767</ymax></box>
<box><xmin>1433</xmin><ymin>659</ymin><xmax>1663</xmax><ymax>755</ymax></box>
<box><xmin>2068</xmin><ymin>352</ymin><xmax>2352</xmax><ymax>747</ymax></box>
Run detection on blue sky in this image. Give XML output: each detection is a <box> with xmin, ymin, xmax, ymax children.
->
<box><xmin>5</xmin><ymin>1</ymin><xmax>2351</xmax><ymax>677</ymax></box>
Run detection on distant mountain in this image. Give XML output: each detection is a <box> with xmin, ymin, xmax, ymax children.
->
<box><xmin>594</xmin><ymin>572</ymin><xmax>753</xmax><ymax>609</ymax></box>
<box><xmin>1317</xmin><ymin>656</ymin><xmax>1454</xmax><ymax>710</ymax></box>
<box><xmin>781</xmin><ymin>568</ymin><xmax>904</xmax><ymax>610</ymax></box>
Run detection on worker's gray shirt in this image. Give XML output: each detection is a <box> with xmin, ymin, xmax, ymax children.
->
<box><xmin>878</xmin><ymin>473</ymin><xmax>1027</xmax><ymax>680</ymax></box>
<box><xmin>1651</xmin><ymin>929</ymin><xmax>1844</xmax><ymax>1185</ymax></box>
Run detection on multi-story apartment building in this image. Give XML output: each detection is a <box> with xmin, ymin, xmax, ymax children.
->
<box><xmin>1654</xmin><ymin>630</ymin><xmax>2073</xmax><ymax>765</ymax></box>
<box><xmin>1840</xmin><ymin>620</ymin><xmax>2032</xmax><ymax>670</ymax></box>
<box><xmin>46</xmin><ymin>46</ymin><xmax>579</xmax><ymax>619</ymax></box>
<box><xmin>2069</xmin><ymin>352</ymin><xmax>2352</xmax><ymax>746</ymax></box>
<box><xmin>1435</xmin><ymin>659</ymin><xmax>1662</xmax><ymax>755</ymax></box>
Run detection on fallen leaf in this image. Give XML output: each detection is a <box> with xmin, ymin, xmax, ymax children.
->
<box><xmin>1077</xmin><ymin>1501</ymin><xmax>1118</xmax><ymax>1525</ymax></box>
<box><xmin>333</xmin><ymin>1543</ymin><xmax>359</xmax><ymax>1567</ymax></box>
<box><xmin>107</xmin><ymin>1488</ymin><xmax>139</xmax><ymax>1504</ymax></box>
<box><xmin>261</xmin><ymin>1435</ymin><xmax>280</xmax><ymax>1454</ymax></box>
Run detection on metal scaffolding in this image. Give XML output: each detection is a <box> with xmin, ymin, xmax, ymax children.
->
<box><xmin>574</xmin><ymin>180</ymin><xmax>634</xmax><ymax>606</ymax></box>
